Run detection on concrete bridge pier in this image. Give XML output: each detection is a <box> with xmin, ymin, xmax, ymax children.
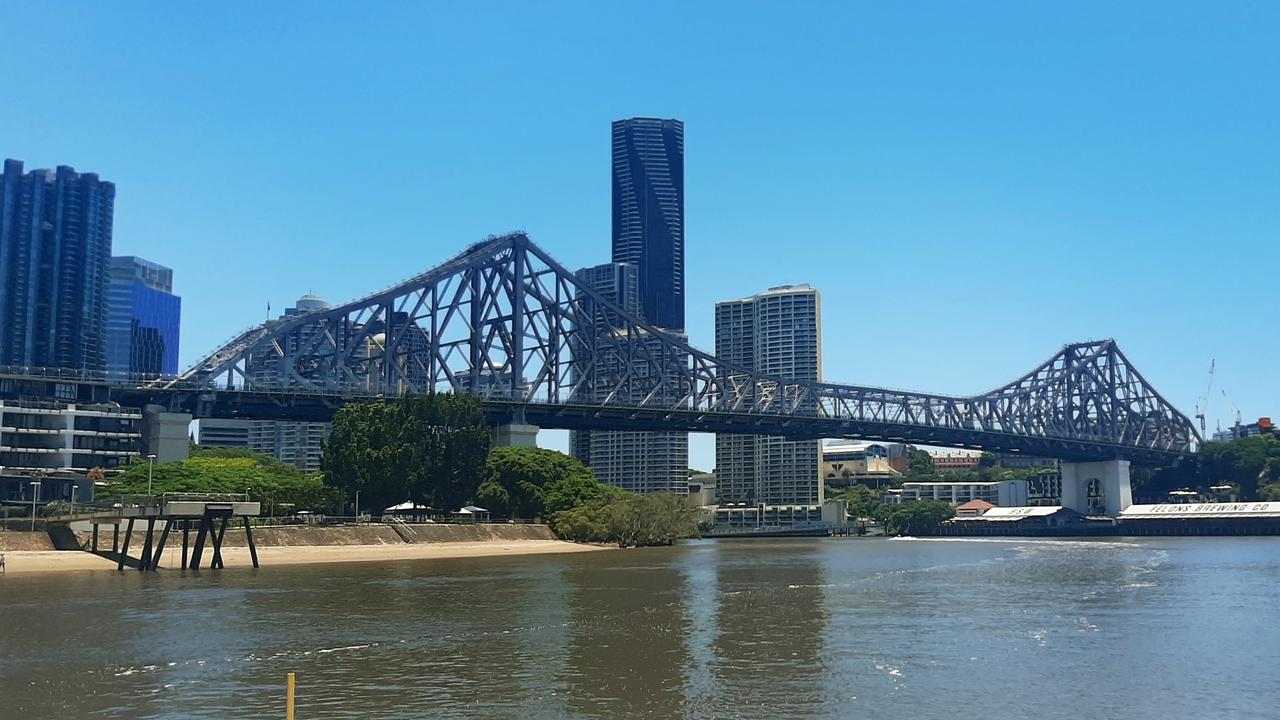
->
<box><xmin>1060</xmin><ymin>460</ymin><xmax>1133</xmax><ymax>517</ymax></box>
<box><xmin>492</xmin><ymin>422</ymin><xmax>539</xmax><ymax>448</ymax></box>
<box><xmin>490</xmin><ymin>407</ymin><xmax>539</xmax><ymax>448</ymax></box>
<box><xmin>142</xmin><ymin>404</ymin><xmax>193</xmax><ymax>463</ymax></box>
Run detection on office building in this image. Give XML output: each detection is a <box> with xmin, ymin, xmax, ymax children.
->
<box><xmin>197</xmin><ymin>418</ymin><xmax>251</xmax><ymax>448</ymax></box>
<box><xmin>569</xmin><ymin>262</ymin><xmax>687</xmax><ymax>494</ymax></box>
<box><xmin>0</xmin><ymin>159</ymin><xmax>115</xmax><ymax>372</ymax></box>
<box><xmin>715</xmin><ymin>284</ymin><xmax>823</xmax><ymax>505</ymax></box>
<box><xmin>611</xmin><ymin>118</ymin><xmax>684</xmax><ymax>331</ymax></box>
<box><xmin>247</xmin><ymin>295</ymin><xmax>333</xmax><ymax>473</ymax></box>
<box><xmin>105</xmin><ymin>256</ymin><xmax>182</xmax><ymax>380</ymax></box>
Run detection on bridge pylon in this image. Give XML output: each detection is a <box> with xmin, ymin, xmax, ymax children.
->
<box><xmin>1060</xmin><ymin>460</ymin><xmax>1133</xmax><ymax>516</ymax></box>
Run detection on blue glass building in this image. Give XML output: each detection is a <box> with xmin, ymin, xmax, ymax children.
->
<box><xmin>611</xmin><ymin>118</ymin><xmax>685</xmax><ymax>331</ymax></box>
<box><xmin>0</xmin><ymin>159</ymin><xmax>115</xmax><ymax>371</ymax></box>
<box><xmin>105</xmin><ymin>256</ymin><xmax>181</xmax><ymax>380</ymax></box>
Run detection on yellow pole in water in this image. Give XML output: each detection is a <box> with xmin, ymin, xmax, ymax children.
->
<box><xmin>286</xmin><ymin>672</ymin><xmax>295</xmax><ymax>719</ymax></box>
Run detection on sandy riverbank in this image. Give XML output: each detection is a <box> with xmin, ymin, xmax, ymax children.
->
<box><xmin>0</xmin><ymin>539</ymin><xmax>608</xmax><ymax>576</ymax></box>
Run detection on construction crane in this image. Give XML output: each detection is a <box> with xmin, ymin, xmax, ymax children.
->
<box><xmin>1222</xmin><ymin>389</ymin><xmax>1243</xmax><ymax>431</ymax></box>
<box><xmin>1194</xmin><ymin>359</ymin><xmax>1214</xmax><ymax>438</ymax></box>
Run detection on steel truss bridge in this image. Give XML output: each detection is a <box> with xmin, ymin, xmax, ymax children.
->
<box><xmin>118</xmin><ymin>232</ymin><xmax>1196</xmax><ymax>465</ymax></box>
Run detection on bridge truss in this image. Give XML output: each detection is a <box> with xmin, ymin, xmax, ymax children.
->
<box><xmin>163</xmin><ymin>233</ymin><xmax>1198</xmax><ymax>464</ymax></box>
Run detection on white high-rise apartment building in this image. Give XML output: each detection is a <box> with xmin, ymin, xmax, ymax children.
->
<box><xmin>248</xmin><ymin>420</ymin><xmax>330</xmax><ymax>473</ymax></box>
<box><xmin>715</xmin><ymin>284</ymin><xmax>822</xmax><ymax>506</ymax></box>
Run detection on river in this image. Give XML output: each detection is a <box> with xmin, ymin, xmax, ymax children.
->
<box><xmin>2</xmin><ymin>537</ymin><xmax>1277</xmax><ymax>719</ymax></box>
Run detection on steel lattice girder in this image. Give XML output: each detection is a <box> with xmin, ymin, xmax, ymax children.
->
<box><xmin>165</xmin><ymin>233</ymin><xmax>1200</xmax><ymax>463</ymax></box>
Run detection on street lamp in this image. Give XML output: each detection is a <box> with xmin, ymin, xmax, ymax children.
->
<box><xmin>354</xmin><ymin>490</ymin><xmax>360</xmax><ymax>523</ymax></box>
<box><xmin>29</xmin><ymin>481</ymin><xmax>41</xmax><ymax>532</ymax></box>
<box><xmin>146</xmin><ymin>454</ymin><xmax>157</xmax><ymax>498</ymax></box>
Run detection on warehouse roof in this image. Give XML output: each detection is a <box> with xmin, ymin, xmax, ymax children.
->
<box><xmin>949</xmin><ymin>506</ymin><xmax>1070</xmax><ymax>522</ymax></box>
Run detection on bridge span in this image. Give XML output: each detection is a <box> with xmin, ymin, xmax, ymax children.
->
<box><xmin>112</xmin><ymin>232</ymin><xmax>1196</xmax><ymax>466</ymax></box>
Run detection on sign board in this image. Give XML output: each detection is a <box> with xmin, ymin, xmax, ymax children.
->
<box><xmin>1119</xmin><ymin>502</ymin><xmax>1280</xmax><ymax>519</ymax></box>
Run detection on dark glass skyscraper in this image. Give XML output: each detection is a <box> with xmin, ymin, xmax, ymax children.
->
<box><xmin>611</xmin><ymin>118</ymin><xmax>684</xmax><ymax>331</ymax></box>
<box><xmin>0</xmin><ymin>159</ymin><xmax>115</xmax><ymax>372</ymax></box>
<box><xmin>105</xmin><ymin>256</ymin><xmax>182</xmax><ymax>380</ymax></box>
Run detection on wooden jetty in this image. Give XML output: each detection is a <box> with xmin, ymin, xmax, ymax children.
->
<box><xmin>48</xmin><ymin>493</ymin><xmax>261</xmax><ymax>572</ymax></box>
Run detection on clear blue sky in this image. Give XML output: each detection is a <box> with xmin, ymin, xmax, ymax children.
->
<box><xmin>3</xmin><ymin>2</ymin><xmax>1276</xmax><ymax>469</ymax></box>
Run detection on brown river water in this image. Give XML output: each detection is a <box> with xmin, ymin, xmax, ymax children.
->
<box><xmin>2</xmin><ymin>536</ymin><xmax>1278</xmax><ymax>719</ymax></box>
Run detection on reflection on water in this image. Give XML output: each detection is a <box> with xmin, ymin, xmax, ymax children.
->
<box><xmin>2</xmin><ymin>538</ymin><xmax>1279</xmax><ymax>719</ymax></box>
<box><xmin>561</xmin><ymin>557</ymin><xmax>689</xmax><ymax>717</ymax></box>
<box><xmin>707</xmin><ymin>542</ymin><xmax>829</xmax><ymax>716</ymax></box>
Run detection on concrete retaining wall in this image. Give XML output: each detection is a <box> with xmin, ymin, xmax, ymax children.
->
<box><xmin>0</xmin><ymin>532</ymin><xmax>56</xmax><ymax>551</ymax></box>
<box><xmin>227</xmin><ymin>526</ymin><xmax>406</xmax><ymax>547</ymax></box>
<box><xmin>69</xmin><ymin>523</ymin><xmax>554</xmax><ymax>549</ymax></box>
<box><xmin>398</xmin><ymin>524</ymin><xmax>556</xmax><ymax>543</ymax></box>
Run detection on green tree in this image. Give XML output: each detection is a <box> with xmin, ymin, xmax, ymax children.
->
<box><xmin>1197</xmin><ymin>435</ymin><xmax>1280</xmax><ymax>500</ymax></box>
<box><xmin>549</xmin><ymin>498</ymin><xmax>612</xmax><ymax>543</ymax></box>
<box><xmin>885</xmin><ymin>500</ymin><xmax>954</xmax><ymax>536</ymax></box>
<box><xmin>825</xmin><ymin>483</ymin><xmax>896</xmax><ymax>523</ymax></box>
<box><xmin>1258</xmin><ymin>478</ymin><xmax>1280</xmax><ymax>502</ymax></box>
<box><xmin>102</xmin><ymin>446</ymin><xmax>341</xmax><ymax>513</ymax></box>
<box><xmin>322</xmin><ymin>393</ymin><xmax>490</xmax><ymax>513</ymax></box>
<box><xmin>543</xmin><ymin>472</ymin><xmax>618</xmax><ymax>516</ymax></box>
<box><xmin>551</xmin><ymin>492</ymin><xmax>697</xmax><ymax>547</ymax></box>
<box><xmin>907</xmin><ymin>449</ymin><xmax>936</xmax><ymax>478</ymax></box>
<box><xmin>476</xmin><ymin>446</ymin><xmax>604</xmax><ymax>518</ymax></box>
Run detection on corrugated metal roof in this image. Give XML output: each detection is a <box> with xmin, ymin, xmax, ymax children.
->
<box><xmin>950</xmin><ymin>506</ymin><xmax>1066</xmax><ymax>522</ymax></box>
<box><xmin>980</xmin><ymin>506</ymin><xmax>1064</xmax><ymax>518</ymax></box>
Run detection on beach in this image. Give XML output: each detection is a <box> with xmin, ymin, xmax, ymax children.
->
<box><xmin>0</xmin><ymin>539</ymin><xmax>608</xmax><ymax>575</ymax></box>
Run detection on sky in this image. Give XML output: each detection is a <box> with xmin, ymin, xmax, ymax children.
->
<box><xmin>2</xmin><ymin>2</ymin><xmax>1276</xmax><ymax>469</ymax></box>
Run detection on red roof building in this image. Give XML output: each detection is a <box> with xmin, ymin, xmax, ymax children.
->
<box><xmin>955</xmin><ymin>499</ymin><xmax>996</xmax><ymax>516</ymax></box>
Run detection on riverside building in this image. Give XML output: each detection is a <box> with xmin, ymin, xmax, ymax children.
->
<box><xmin>0</xmin><ymin>399</ymin><xmax>140</xmax><ymax>472</ymax></box>
<box><xmin>714</xmin><ymin>284</ymin><xmax>823</xmax><ymax>506</ymax></box>
<box><xmin>0</xmin><ymin>159</ymin><xmax>115</xmax><ymax>373</ymax></box>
